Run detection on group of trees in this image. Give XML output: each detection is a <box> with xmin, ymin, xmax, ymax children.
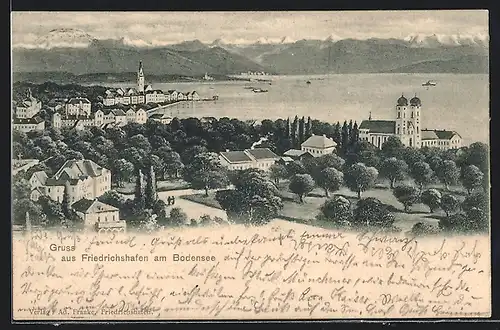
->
<box><xmin>268</xmin><ymin>136</ymin><xmax>489</xmax><ymax>234</ymax></box>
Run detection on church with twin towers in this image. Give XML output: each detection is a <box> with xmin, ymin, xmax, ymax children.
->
<box><xmin>359</xmin><ymin>94</ymin><xmax>463</xmax><ymax>151</ymax></box>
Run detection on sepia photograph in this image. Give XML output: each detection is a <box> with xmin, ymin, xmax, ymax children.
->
<box><xmin>11</xmin><ymin>10</ymin><xmax>490</xmax><ymax>321</ymax></box>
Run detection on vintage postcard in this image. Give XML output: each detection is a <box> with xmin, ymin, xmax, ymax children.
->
<box><xmin>11</xmin><ymin>10</ymin><xmax>491</xmax><ymax>321</ymax></box>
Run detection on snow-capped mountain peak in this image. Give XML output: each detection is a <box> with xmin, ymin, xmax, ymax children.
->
<box><xmin>15</xmin><ymin>28</ymin><xmax>96</xmax><ymax>49</ymax></box>
<box><xmin>404</xmin><ymin>33</ymin><xmax>488</xmax><ymax>48</ymax></box>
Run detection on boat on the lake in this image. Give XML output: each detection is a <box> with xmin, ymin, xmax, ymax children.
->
<box><xmin>306</xmin><ymin>80</ymin><xmax>311</xmax><ymax>84</ymax></box>
<box><xmin>422</xmin><ymin>80</ymin><xmax>437</xmax><ymax>86</ymax></box>
<box><xmin>252</xmin><ymin>88</ymin><xmax>268</xmax><ymax>93</ymax></box>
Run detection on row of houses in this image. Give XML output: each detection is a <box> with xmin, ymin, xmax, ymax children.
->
<box><xmin>103</xmin><ymin>87</ymin><xmax>200</xmax><ymax>107</ymax></box>
<box><xmin>26</xmin><ymin>159</ymin><xmax>126</xmax><ymax>233</ymax></box>
<box><xmin>52</xmin><ymin>107</ymin><xmax>149</xmax><ymax>130</ymax></box>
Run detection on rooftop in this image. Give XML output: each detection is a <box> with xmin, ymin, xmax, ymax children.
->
<box><xmin>245</xmin><ymin>148</ymin><xmax>279</xmax><ymax>160</ymax></box>
<box><xmin>13</xmin><ymin>116</ymin><xmax>44</xmax><ymax>124</ymax></box>
<box><xmin>301</xmin><ymin>134</ymin><xmax>337</xmax><ymax>148</ymax></box>
<box><xmin>359</xmin><ymin>120</ymin><xmax>396</xmax><ymax>134</ymax></box>
<box><xmin>72</xmin><ymin>199</ymin><xmax>119</xmax><ymax>214</ymax></box>
<box><xmin>421</xmin><ymin>129</ymin><xmax>461</xmax><ymax>140</ymax></box>
<box><xmin>220</xmin><ymin>151</ymin><xmax>254</xmax><ymax>163</ymax></box>
<box><xmin>283</xmin><ymin>149</ymin><xmax>309</xmax><ymax>157</ymax></box>
<box><xmin>67</xmin><ymin>97</ymin><xmax>91</xmax><ymax>105</ymax></box>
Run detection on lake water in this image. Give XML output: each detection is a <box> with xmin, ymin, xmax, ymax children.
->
<box><xmin>102</xmin><ymin>73</ymin><xmax>489</xmax><ymax>145</ymax></box>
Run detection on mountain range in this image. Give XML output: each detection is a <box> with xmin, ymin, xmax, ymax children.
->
<box><xmin>12</xmin><ymin>28</ymin><xmax>489</xmax><ymax>80</ymax></box>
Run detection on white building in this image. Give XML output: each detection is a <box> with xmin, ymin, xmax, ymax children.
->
<box><xmin>149</xmin><ymin>113</ymin><xmax>173</xmax><ymax>125</ymax></box>
<box><xmin>13</xmin><ymin>116</ymin><xmax>45</xmax><ymax>132</ymax></box>
<box><xmin>102</xmin><ymin>62</ymin><xmax>186</xmax><ymax>107</ymax></box>
<box><xmin>219</xmin><ymin>148</ymin><xmax>280</xmax><ymax>171</ymax></box>
<box><xmin>72</xmin><ymin>199</ymin><xmax>126</xmax><ymax>233</ymax></box>
<box><xmin>28</xmin><ymin>159</ymin><xmax>111</xmax><ymax>204</ymax></box>
<box><xmin>359</xmin><ymin>95</ymin><xmax>462</xmax><ymax>150</ymax></box>
<box><xmin>301</xmin><ymin>134</ymin><xmax>337</xmax><ymax>157</ymax></box>
<box><xmin>421</xmin><ymin>129</ymin><xmax>463</xmax><ymax>150</ymax></box>
<box><xmin>65</xmin><ymin>97</ymin><xmax>92</xmax><ymax>117</ymax></box>
<box><xmin>15</xmin><ymin>88</ymin><xmax>42</xmax><ymax>119</ymax></box>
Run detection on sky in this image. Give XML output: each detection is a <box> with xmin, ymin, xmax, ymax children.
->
<box><xmin>11</xmin><ymin>11</ymin><xmax>489</xmax><ymax>46</ymax></box>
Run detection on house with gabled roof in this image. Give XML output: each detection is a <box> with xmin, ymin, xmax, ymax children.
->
<box><xmin>301</xmin><ymin>134</ymin><xmax>337</xmax><ymax>157</ymax></box>
<box><xmin>65</xmin><ymin>97</ymin><xmax>91</xmax><ymax>117</ymax></box>
<box><xmin>219</xmin><ymin>147</ymin><xmax>279</xmax><ymax>171</ymax></box>
<box><xmin>72</xmin><ymin>199</ymin><xmax>126</xmax><ymax>232</ymax></box>
<box><xmin>27</xmin><ymin>159</ymin><xmax>111</xmax><ymax>204</ymax></box>
<box><xmin>421</xmin><ymin>129</ymin><xmax>462</xmax><ymax>150</ymax></box>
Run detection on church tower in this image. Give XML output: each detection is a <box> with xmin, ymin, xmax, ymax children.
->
<box><xmin>395</xmin><ymin>93</ymin><xmax>422</xmax><ymax>148</ymax></box>
<box><xmin>409</xmin><ymin>94</ymin><xmax>422</xmax><ymax>148</ymax></box>
<box><xmin>137</xmin><ymin>61</ymin><xmax>145</xmax><ymax>93</ymax></box>
<box><xmin>395</xmin><ymin>94</ymin><xmax>410</xmax><ymax>146</ymax></box>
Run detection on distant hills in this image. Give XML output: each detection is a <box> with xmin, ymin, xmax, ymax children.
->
<box><xmin>12</xmin><ymin>28</ymin><xmax>489</xmax><ymax>81</ymax></box>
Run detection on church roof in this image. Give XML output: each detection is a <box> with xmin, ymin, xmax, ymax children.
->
<box><xmin>397</xmin><ymin>94</ymin><xmax>408</xmax><ymax>106</ymax></box>
<box><xmin>410</xmin><ymin>95</ymin><xmax>421</xmax><ymax>106</ymax></box>
<box><xmin>359</xmin><ymin>120</ymin><xmax>396</xmax><ymax>134</ymax></box>
<box><xmin>301</xmin><ymin>135</ymin><xmax>337</xmax><ymax>148</ymax></box>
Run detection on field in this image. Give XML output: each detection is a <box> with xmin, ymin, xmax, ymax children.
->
<box><xmin>181</xmin><ymin>178</ymin><xmax>468</xmax><ymax>233</ymax></box>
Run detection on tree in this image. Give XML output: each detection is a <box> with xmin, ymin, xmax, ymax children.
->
<box><xmin>461</xmin><ymin>192</ymin><xmax>488</xmax><ymax>214</ymax></box>
<box><xmin>441</xmin><ymin>194</ymin><xmax>460</xmax><ymax>217</ymax></box>
<box><xmin>98</xmin><ymin>190</ymin><xmax>125</xmax><ymax>209</ymax></box>
<box><xmin>183</xmin><ymin>152</ymin><xmax>228</xmax><ymax>196</ymax></box>
<box><xmin>61</xmin><ymin>182</ymin><xmax>71</xmax><ymax>218</ymax></box>
<box><xmin>349</xmin><ymin>121</ymin><xmax>359</xmax><ymax>149</ymax></box>
<box><xmin>411</xmin><ymin>161</ymin><xmax>434</xmax><ymax>189</ymax></box>
<box><xmin>344</xmin><ymin>163</ymin><xmax>379</xmax><ymax>199</ymax></box>
<box><xmin>381</xmin><ymin>136</ymin><xmax>404</xmax><ymax>159</ymax></box>
<box><xmin>379</xmin><ymin>157</ymin><xmax>409</xmax><ymax>189</ymax></box>
<box><xmin>316</xmin><ymin>167</ymin><xmax>343</xmax><ymax>197</ymax></box>
<box><xmin>145</xmin><ymin>165</ymin><xmax>157</xmax><ymax>209</ymax></box>
<box><xmin>461</xmin><ymin>165</ymin><xmax>484</xmax><ymax>195</ymax></box>
<box><xmin>134</xmin><ymin>167</ymin><xmax>146</xmax><ymax>211</ymax></box>
<box><xmin>285</xmin><ymin>118</ymin><xmax>291</xmax><ymax>138</ymax></box>
<box><xmin>112</xmin><ymin>158</ymin><xmax>135</xmax><ymax>187</ymax></box>
<box><xmin>305</xmin><ymin>116</ymin><xmax>312</xmax><ymax>139</ymax></box>
<box><xmin>152</xmin><ymin>199</ymin><xmax>168</xmax><ymax>225</ymax></box>
<box><xmin>216</xmin><ymin>169</ymin><xmax>283</xmax><ymax>225</ymax></box>
<box><xmin>286</xmin><ymin>161</ymin><xmax>307</xmax><ymax>177</ymax></box>
<box><xmin>319</xmin><ymin>195</ymin><xmax>352</xmax><ymax>225</ymax></box>
<box><xmin>353</xmin><ymin>197</ymin><xmax>395</xmax><ymax>228</ymax></box>
<box><xmin>401</xmin><ymin>148</ymin><xmax>425</xmax><ymax>166</ymax></box>
<box><xmin>289</xmin><ymin>174</ymin><xmax>315</xmax><ymax>203</ymax></box>
<box><xmin>315</xmin><ymin>153</ymin><xmax>345</xmax><ymax>171</ymax></box>
<box><xmin>436</xmin><ymin>160</ymin><xmax>460</xmax><ymax>190</ymax></box>
<box><xmin>298</xmin><ymin>116</ymin><xmax>305</xmax><ymax>145</ymax></box>
<box><xmin>341</xmin><ymin>121</ymin><xmax>349</xmax><ymax>154</ymax></box>
<box><xmin>169</xmin><ymin>207</ymin><xmax>188</xmax><ymax>226</ymax></box>
<box><xmin>393</xmin><ymin>185</ymin><xmax>421</xmax><ymax>213</ymax></box>
<box><xmin>290</xmin><ymin>116</ymin><xmax>298</xmax><ymax>147</ymax></box>
<box><xmin>421</xmin><ymin>189</ymin><xmax>442</xmax><ymax>213</ymax></box>
<box><xmin>269</xmin><ymin>163</ymin><xmax>289</xmax><ymax>185</ymax></box>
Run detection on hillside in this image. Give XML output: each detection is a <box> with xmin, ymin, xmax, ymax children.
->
<box><xmin>380</xmin><ymin>55</ymin><xmax>489</xmax><ymax>74</ymax></box>
<box><xmin>12</xmin><ymin>31</ymin><xmax>489</xmax><ymax>76</ymax></box>
<box><xmin>12</xmin><ymin>39</ymin><xmax>270</xmax><ymax>76</ymax></box>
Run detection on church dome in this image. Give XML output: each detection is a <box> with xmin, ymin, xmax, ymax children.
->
<box><xmin>410</xmin><ymin>95</ymin><xmax>421</xmax><ymax>106</ymax></box>
<box><xmin>397</xmin><ymin>94</ymin><xmax>408</xmax><ymax>106</ymax></box>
